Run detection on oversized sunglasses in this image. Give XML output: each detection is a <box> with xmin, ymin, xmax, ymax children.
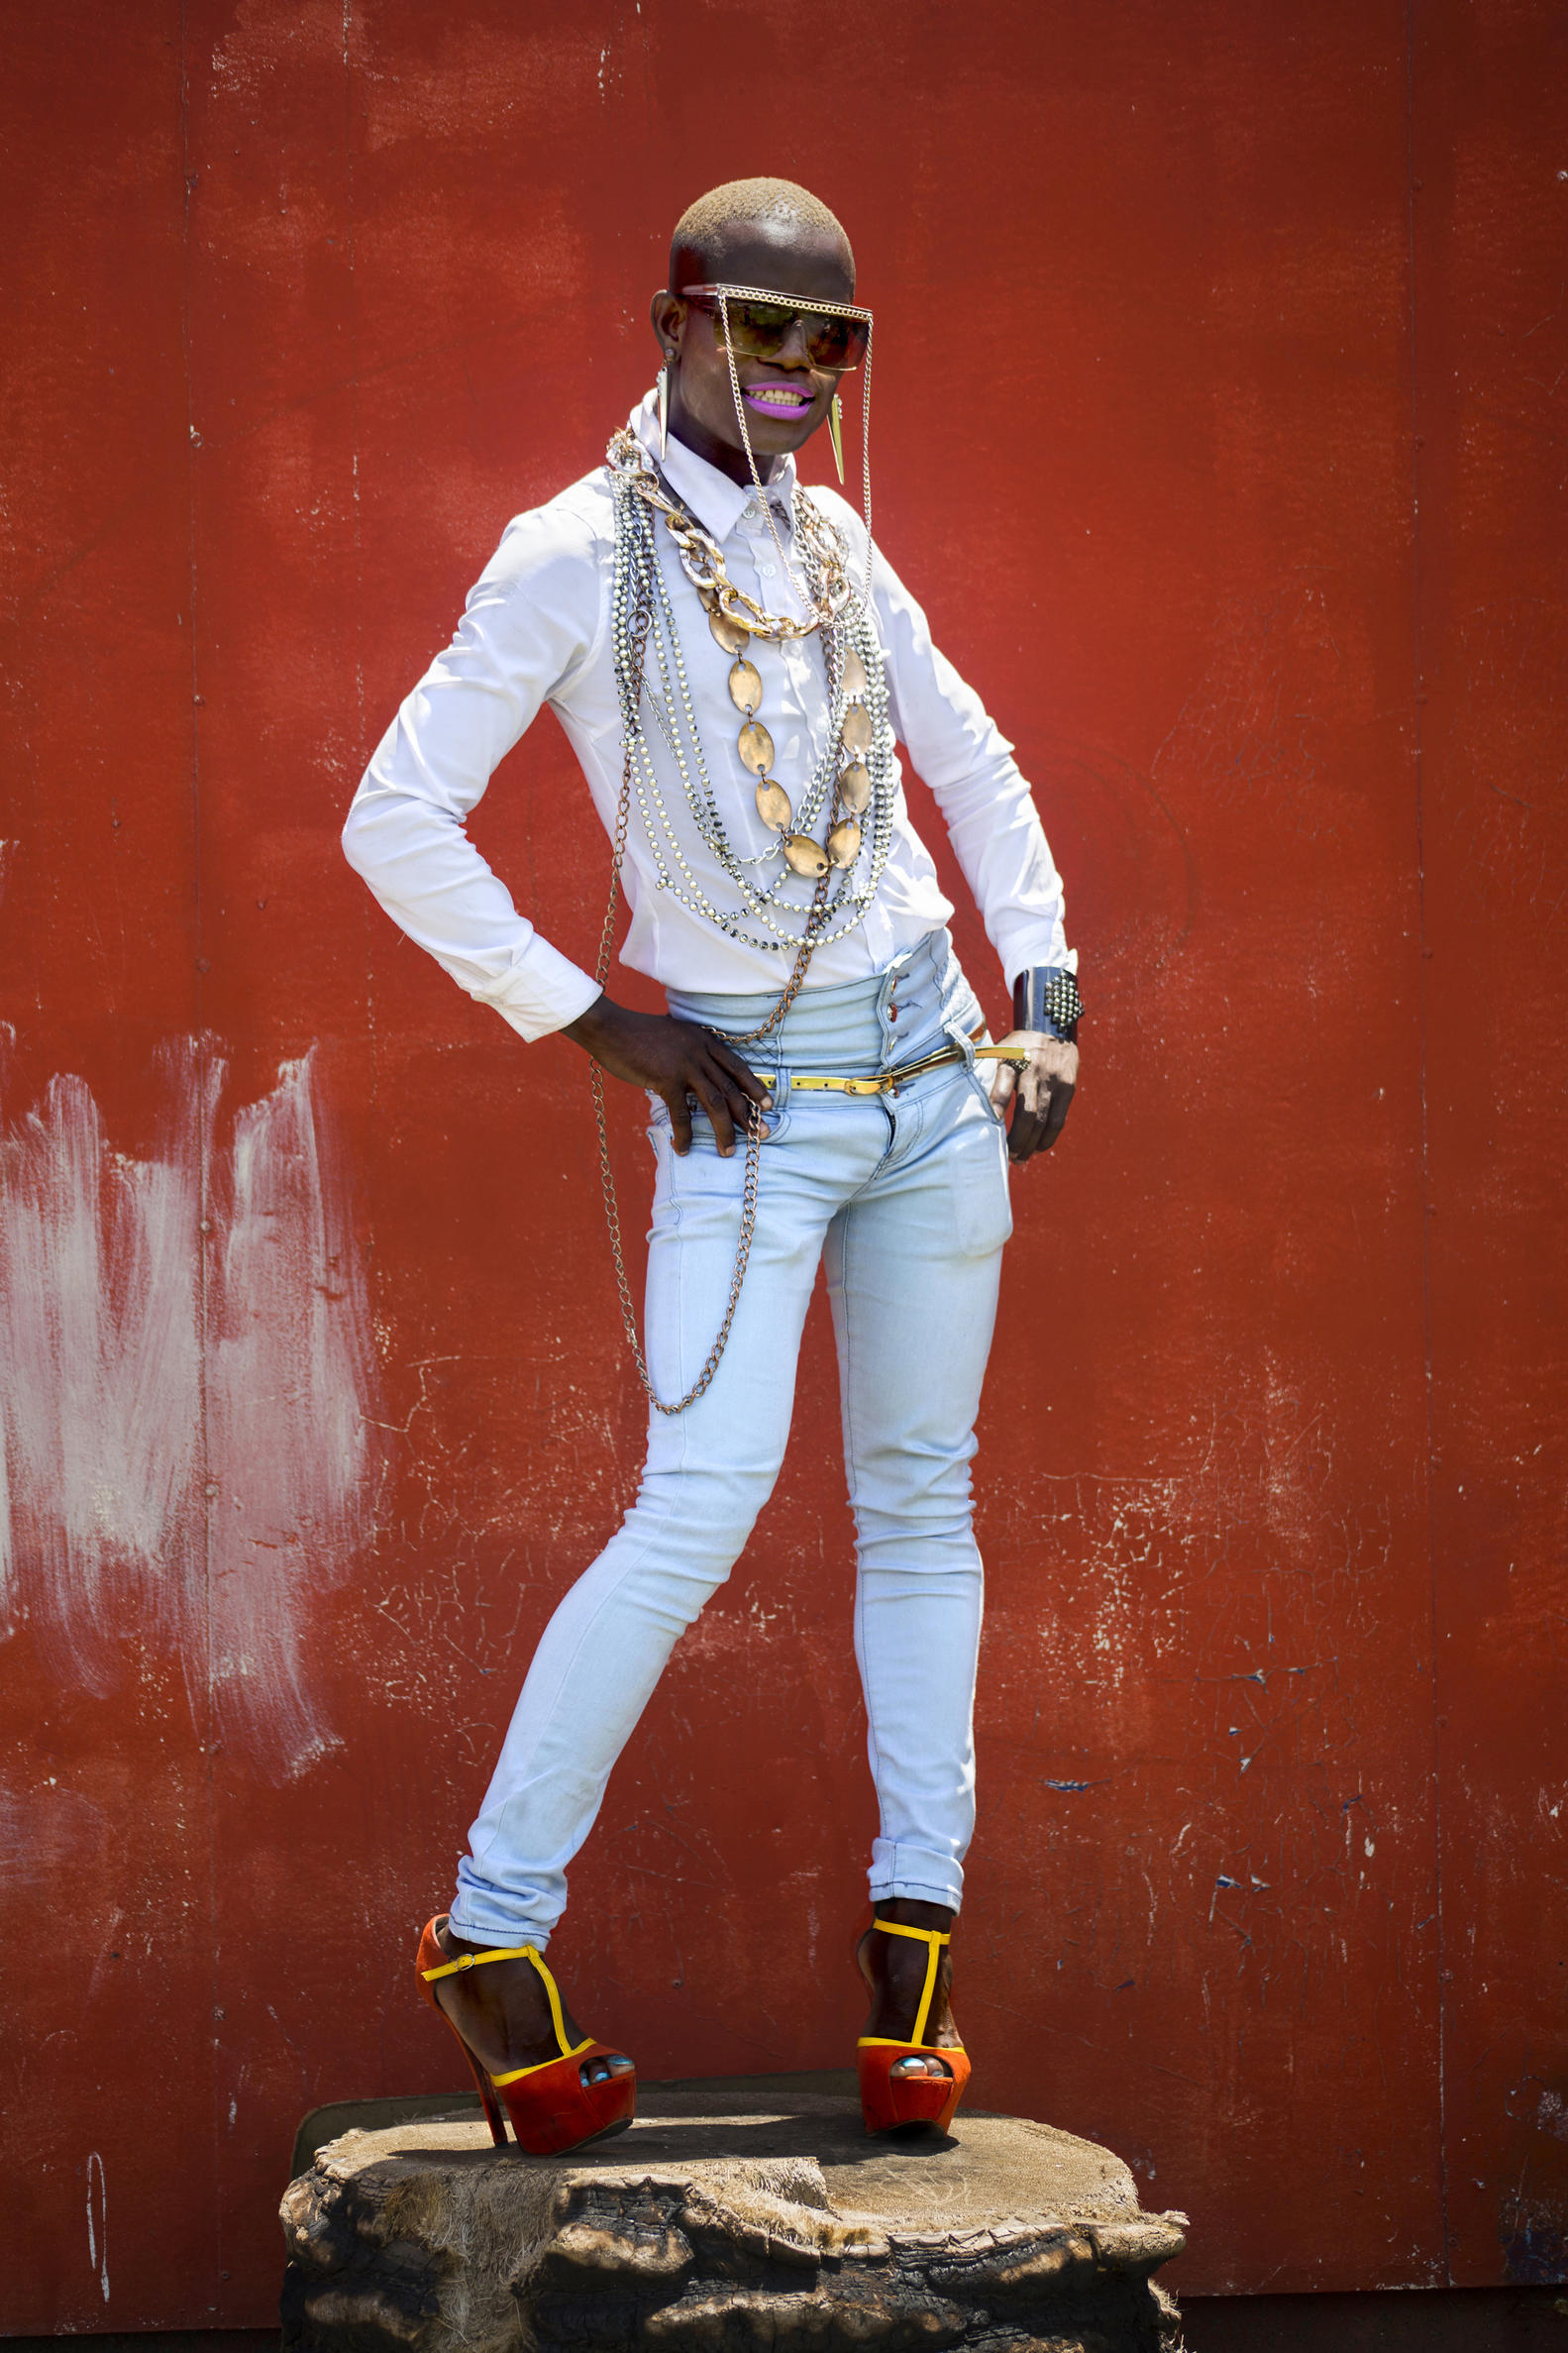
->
<box><xmin>680</xmin><ymin>282</ymin><xmax>872</xmax><ymax>374</ymax></box>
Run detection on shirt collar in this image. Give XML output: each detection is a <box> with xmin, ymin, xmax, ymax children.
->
<box><xmin>629</xmin><ymin>389</ymin><xmax>795</xmax><ymax>546</ymax></box>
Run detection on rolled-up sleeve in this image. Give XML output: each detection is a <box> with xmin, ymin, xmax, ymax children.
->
<box><xmin>871</xmin><ymin>543</ymin><xmax>1073</xmax><ymax>987</ymax></box>
<box><xmin>341</xmin><ymin>501</ymin><xmax>607</xmax><ymax>1042</ymax></box>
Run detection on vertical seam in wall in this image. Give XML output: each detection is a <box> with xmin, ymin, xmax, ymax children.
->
<box><xmin>176</xmin><ymin>0</ymin><xmax>221</xmax><ymax>2306</ymax></box>
<box><xmin>1405</xmin><ymin>0</ymin><xmax>1450</xmax><ymax>2285</ymax></box>
<box><xmin>341</xmin><ymin>3</ymin><xmax>384</xmax><ymax>1506</ymax></box>
<box><xmin>343</xmin><ymin>0</ymin><xmax>376</xmax><ymax>1115</ymax></box>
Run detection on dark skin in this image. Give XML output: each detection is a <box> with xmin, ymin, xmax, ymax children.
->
<box><xmin>564</xmin><ymin>217</ymin><xmax>1079</xmax><ymax>1167</ymax></box>
<box><xmin>446</xmin><ymin>217</ymin><xmax>1077</xmax><ymax>2086</ymax></box>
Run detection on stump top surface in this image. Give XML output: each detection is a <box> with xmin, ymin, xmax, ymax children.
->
<box><xmin>315</xmin><ymin>2082</ymin><xmax>1139</xmax><ymax>2231</ymax></box>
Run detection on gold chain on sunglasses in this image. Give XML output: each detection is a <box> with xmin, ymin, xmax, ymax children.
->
<box><xmin>683</xmin><ymin>280</ymin><xmax>872</xmax><ymax>361</ymax></box>
<box><xmin>703</xmin><ymin>283</ymin><xmax>877</xmax><ymax>620</ymax></box>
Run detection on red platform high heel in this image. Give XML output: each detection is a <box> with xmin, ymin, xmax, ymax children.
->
<box><xmin>856</xmin><ymin>1918</ymin><xmax>972</xmax><ymax>2135</ymax></box>
<box><xmin>416</xmin><ymin>1915</ymin><xmax>636</xmax><ymax>2157</ymax></box>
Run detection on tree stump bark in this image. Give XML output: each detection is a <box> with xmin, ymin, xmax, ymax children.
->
<box><xmin>280</xmin><ymin>2081</ymin><xmax>1187</xmax><ymax>2353</ymax></box>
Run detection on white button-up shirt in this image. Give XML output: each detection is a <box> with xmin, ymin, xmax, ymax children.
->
<box><xmin>342</xmin><ymin>394</ymin><xmax>1073</xmax><ymax>1041</ymax></box>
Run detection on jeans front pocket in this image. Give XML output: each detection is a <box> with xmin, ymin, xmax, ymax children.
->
<box><xmin>949</xmin><ymin>1094</ymin><xmax>1014</xmax><ymax>1258</ymax></box>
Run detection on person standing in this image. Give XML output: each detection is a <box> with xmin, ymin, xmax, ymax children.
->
<box><xmin>343</xmin><ymin>176</ymin><xmax>1081</xmax><ymax>2155</ymax></box>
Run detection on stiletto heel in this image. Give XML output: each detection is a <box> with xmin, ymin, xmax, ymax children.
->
<box><xmin>458</xmin><ymin>2042</ymin><xmax>509</xmax><ymax>2146</ymax></box>
<box><xmin>416</xmin><ymin>1915</ymin><xmax>636</xmax><ymax>2156</ymax></box>
<box><xmin>856</xmin><ymin>1918</ymin><xmax>971</xmax><ymax>2135</ymax></box>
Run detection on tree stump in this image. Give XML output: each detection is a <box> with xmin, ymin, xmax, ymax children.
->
<box><xmin>279</xmin><ymin>2080</ymin><xmax>1187</xmax><ymax>2352</ymax></box>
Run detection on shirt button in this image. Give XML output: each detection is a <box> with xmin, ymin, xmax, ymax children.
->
<box><xmin>761</xmin><ymin>563</ymin><xmax>777</xmax><ymax>578</ymax></box>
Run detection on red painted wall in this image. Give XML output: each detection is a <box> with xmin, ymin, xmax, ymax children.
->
<box><xmin>2</xmin><ymin>0</ymin><xmax>1563</xmax><ymax>2326</ymax></box>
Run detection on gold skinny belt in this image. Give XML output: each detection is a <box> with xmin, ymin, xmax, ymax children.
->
<box><xmin>756</xmin><ymin>1024</ymin><xmax>1028</xmax><ymax>1099</ymax></box>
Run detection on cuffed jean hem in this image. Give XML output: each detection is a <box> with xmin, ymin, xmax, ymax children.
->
<box><xmin>448</xmin><ymin>1899</ymin><xmax>553</xmax><ymax>1952</ymax></box>
<box><xmin>869</xmin><ymin>1836</ymin><xmax>966</xmax><ymax>1913</ymax></box>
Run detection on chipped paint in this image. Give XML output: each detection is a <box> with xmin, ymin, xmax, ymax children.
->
<box><xmin>0</xmin><ymin>1036</ymin><xmax>375</xmax><ymax>1776</ymax></box>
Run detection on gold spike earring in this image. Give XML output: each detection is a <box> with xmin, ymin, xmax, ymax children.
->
<box><xmin>827</xmin><ymin>391</ymin><xmax>845</xmax><ymax>485</ymax></box>
<box><xmin>658</xmin><ymin>363</ymin><xmax>671</xmax><ymax>463</ymax></box>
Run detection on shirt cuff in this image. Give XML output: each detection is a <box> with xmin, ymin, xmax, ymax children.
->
<box><xmin>469</xmin><ymin>933</ymin><xmax>603</xmax><ymax>1043</ymax></box>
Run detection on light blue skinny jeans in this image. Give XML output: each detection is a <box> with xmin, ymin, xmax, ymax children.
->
<box><xmin>450</xmin><ymin>929</ymin><xmax>1012</xmax><ymax>1947</ymax></box>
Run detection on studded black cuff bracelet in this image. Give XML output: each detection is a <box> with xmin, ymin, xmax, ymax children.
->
<box><xmin>1012</xmin><ymin>967</ymin><xmax>1083</xmax><ymax>1043</ymax></box>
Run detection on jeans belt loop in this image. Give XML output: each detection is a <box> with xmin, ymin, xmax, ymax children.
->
<box><xmin>944</xmin><ymin>1012</ymin><xmax>982</xmax><ymax>1074</ymax></box>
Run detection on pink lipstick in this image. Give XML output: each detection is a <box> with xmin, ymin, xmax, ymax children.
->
<box><xmin>742</xmin><ymin>380</ymin><xmax>814</xmax><ymax>418</ymax></box>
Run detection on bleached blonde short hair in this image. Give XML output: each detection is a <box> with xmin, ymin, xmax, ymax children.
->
<box><xmin>669</xmin><ymin>177</ymin><xmax>854</xmax><ymax>287</ymax></box>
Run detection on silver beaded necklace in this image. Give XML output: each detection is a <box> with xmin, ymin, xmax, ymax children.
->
<box><xmin>607</xmin><ymin>431</ymin><xmax>896</xmax><ymax>955</ymax></box>
<box><xmin>590</xmin><ymin>426</ymin><xmax>896</xmax><ymax>1420</ymax></box>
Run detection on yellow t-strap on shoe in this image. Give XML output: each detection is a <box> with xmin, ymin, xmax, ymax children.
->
<box><xmin>857</xmin><ymin>1919</ymin><xmax>962</xmax><ymax>2052</ymax></box>
<box><xmin>420</xmin><ymin>1940</ymin><xmax>592</xmax><ymax>2083</ymax></box>
<box><xmin>855</xmin><ymin>1919</ymin><xmax>971</xmax><ymax>2133</ymax></box>
<box><xmin>420</xmin><ymin>1942</ymin><xmax>539</xmax><ymax>1980</ymax></box>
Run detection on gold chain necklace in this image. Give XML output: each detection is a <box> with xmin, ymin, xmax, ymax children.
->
<box><xmin>608</xmin><ymin>426</ymin><xmax>874</xmax><ymax>882</ymax></box>
<box><xmin>608</xmin><ymin>425</ymin><xmax>849</xmax><ymax>639</ymax></box>
<box><xmin>709</xmin><ymin>587</ymin><xmax>870</xmax><ymax>879</ymax></box>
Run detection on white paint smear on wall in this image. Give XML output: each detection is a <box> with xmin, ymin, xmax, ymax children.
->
<box><xmin>0</xmin><ymin>1034</ymin><xmax>376</xmax><ymax>1779</ymax></box>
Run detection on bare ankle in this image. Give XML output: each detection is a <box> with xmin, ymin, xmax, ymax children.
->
<box><xmin>873</xmin><ymin>1897</ymin><xmax>955</xmax><ymax>1933</ymax></box>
